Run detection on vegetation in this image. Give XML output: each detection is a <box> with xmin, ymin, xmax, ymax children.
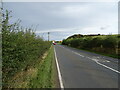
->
<box><xmin>29</xmin><ymin>46</ymin><xmax>59</xmax><ymax>88</ymax></box>
<box><xmin>2</xmin><ymin>10</ymin><xmax>52</xmax><ymax>88</ymax></box>
<box><xmin>62</xmin><ymin>34</ymin><xmax>120</xmax><ymax>58</ymax></box>
<box><xmin>3</xmin><ymin>46</ymin><xmax>58</xmax><ymax>88</ymax></box>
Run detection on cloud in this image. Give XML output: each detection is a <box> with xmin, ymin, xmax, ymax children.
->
<box><xmin>35</xmin><ymin>27</ymin><xmax>81</xmax><ymax>33</ymax></box>
<box><xmin>54</xmin><ymin>4</ymin><xmax>91</xmax><ymax>18</ymax></box>
<box><xmin>100</xmin><ymin>25</ymin><xmax>110</xmax><ymax>30</ymax></box>
<box><xmin>4</xmin><ymin>2</ymin><xmax>118</xmax><ymax>40</ymax></box>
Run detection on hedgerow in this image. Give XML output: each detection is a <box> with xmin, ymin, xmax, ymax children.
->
<box><xmin>2</xmin><ymin>10</ymin><xmax>51</xmax><ymax>85</ymax></box>
<box><xmin>62</xmin><ymin>35</ymin><xmax>120</xmax><ymax>58</ymax></box>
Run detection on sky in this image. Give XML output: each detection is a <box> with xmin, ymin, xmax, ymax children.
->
<box><xmin>3</xmin><ymin>1</ymin><xmax>118</xmax><ymax>41</ymax></box>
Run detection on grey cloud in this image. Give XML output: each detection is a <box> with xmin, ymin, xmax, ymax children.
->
<box><xmin>4</xmin><ymin>2</ymin><xmax>118</xmax><ymax>40</ymax></box>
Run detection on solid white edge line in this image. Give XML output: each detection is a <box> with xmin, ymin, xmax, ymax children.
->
<box><xmin>54</xmin><ymin>47</ymin><xmax>64</xmax><ymax>89</ymax></box>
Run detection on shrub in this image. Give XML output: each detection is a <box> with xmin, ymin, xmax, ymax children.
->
<box><xmin>2</xmin><ymin>10</ymin><xmax>51</xmax><ymax>84</ymax></box>
<box><xmin>70</xmin><ymin>38</ymin><xmax>80</xmax><ymax>47</ymax></box>
<box><xmin>102</xmin><ymin>36</ymin><xmax>117</xmax><ymax>48</ymax></box>
<box><xmin>90</xmin><ymin>37</ymin><xmax>103</xmax><ymax>47</ymax></box>
<box><xmin>82</xmin><ymin>37</ymin><xmax>92</xmax><ymax>49</ymax></box>
<box><xmin>62</xmin><ymin>34</ymin><xmax>119</xmax><ymax>58</ymax></box>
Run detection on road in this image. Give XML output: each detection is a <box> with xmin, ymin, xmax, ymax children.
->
<box><xmin>54</xmin><ymin>45</ymin><xmax>119</xmax><ymax>88</ymax></box>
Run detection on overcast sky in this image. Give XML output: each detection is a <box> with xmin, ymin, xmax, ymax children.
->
<box><xmin>3</xmin><ymin>2</ymin><xmax>118</xmax><ymax>41</ymax></box>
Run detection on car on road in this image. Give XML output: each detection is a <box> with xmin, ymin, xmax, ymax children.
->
<box><xmin>52</xmin><ymin>40</ymin><xmax>56</xmax><ymax>45</ymax></box>
<box><xmin>53</xmin><ymin>43</ymin><xmax>56</xmax><ymax>45</ymax></box>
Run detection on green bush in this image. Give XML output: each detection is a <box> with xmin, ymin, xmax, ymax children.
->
<box><xmin>102</xmin><ymin>36</ymin><xmax>117</xmax><ymax>48</ymax></box>
<box><xmin>90</xmin><ymin>37</ymin><xmax>103</xmax><ymax>47</ymax></box>
<box><xmin>70</xmin><ymin>38</ymin><xmax>80</xmax><ymax>47</ymax></box>
<box><xmin>62</xmin><ymin>34</ymin><xmax>120</xmax><ymax>58</ymax></box>
<box><xmin>62</xmin><ymin>39</ymin><xmax>67</xmax><ymax>45</ymax></box>
<box><xmin>2</xmin><ymin>10</ymin><xmax>51</xmax><ymax>84</ymax></box>
<box><xmin>81</xmin><ymin>37</ymin><xmax>92</xmax><ymax>49</ymax></box>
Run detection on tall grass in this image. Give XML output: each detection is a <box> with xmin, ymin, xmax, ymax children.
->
<box><xmin>62</xmin><ymin>34</ymin><xmax>120</xmax><ymax>58</ymax></box>
<box><xmin>2</xmin><ymin>10</ymin><xmax>51</xmax><ymax>87</ymax></box>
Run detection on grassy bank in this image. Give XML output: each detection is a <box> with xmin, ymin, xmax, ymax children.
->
<box><xmin>28</xmin><ymin>46</ymin><xmax>59</xmax><ymax>88</ymax></box>
<box><xmin>3</xmin><ymin>46</ymin><xmax>59</xmax><ymax>88</ymax></box>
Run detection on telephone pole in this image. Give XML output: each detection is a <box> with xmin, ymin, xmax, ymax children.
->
<box><xmin>48</xmin><ymin>32</ymin><xmax>50</xmax><ymax>41</ymax></box>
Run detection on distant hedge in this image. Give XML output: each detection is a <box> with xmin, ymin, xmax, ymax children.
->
<box><xmin>2</xmin><ymin>10</ymin><xmax>51</xmax><ymax>85</ymax></box>
<box><xmin>62</xmin><ymin>35</ymin><xmax>120</xmax><ymax>58</ymax></box>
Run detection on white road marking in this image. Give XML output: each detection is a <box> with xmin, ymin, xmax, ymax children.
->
<box><xmin>106</xmin><ymin>61</ymin><xmax>110</xmax><ymax>62</ymax></box>
<box><xmin>72</xmin><ymin>51</ymin><xmax>84</xmax><ymax>57</ymax></box>
<box><xmin>87</xmin><ymin>57</ymin><xmax>91</xmax><ymax>59</ymax></box>
<box><xmin>54</xmin><ymin>47</ymin><xmax>64</xmax><ymax>89</ymax></box>
<box><xmin>95</xmin><ymin>61</ymin><xmax>120</xmax><ymax>74</ymax></box>
<box><xmin>91</xmin><ymin>58</ymin><xmax>99</xmax><ymax>62</ymax></box>
<box><xmin>102</xmin><ymin>60</ymin><xmax>110</xmax><ymax>62</ymax></box>
<box><xmin>60</xmin><ymin>45</ymin><xmax>119</xmax><ymax>74</ymax></box>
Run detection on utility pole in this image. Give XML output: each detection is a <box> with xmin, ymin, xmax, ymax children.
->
<box><xmin>48</xmin><ymin>32</ymin><xmax>50</xmax><ymax>41</ymax></box>
<box><xmin>0</xmin><ymin>1</ymin><xmax>3</xmax><ymax>90</ymax></box>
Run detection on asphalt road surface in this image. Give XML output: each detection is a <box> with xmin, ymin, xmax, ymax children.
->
<box><xmin>54</xmin><ymin>45</ymin><xmax>119</xmax><ymax>88</ymax></box>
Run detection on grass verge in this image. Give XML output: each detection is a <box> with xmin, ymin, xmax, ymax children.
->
<box><xmin>28</xmin><ymin>46</ymin><xmax>59</xmax><ymax>88</ymax></box>
<box><xmin>4</xmin><ymin>45</ymin><xmax>59</xmax><ymax>88</ymax></box>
